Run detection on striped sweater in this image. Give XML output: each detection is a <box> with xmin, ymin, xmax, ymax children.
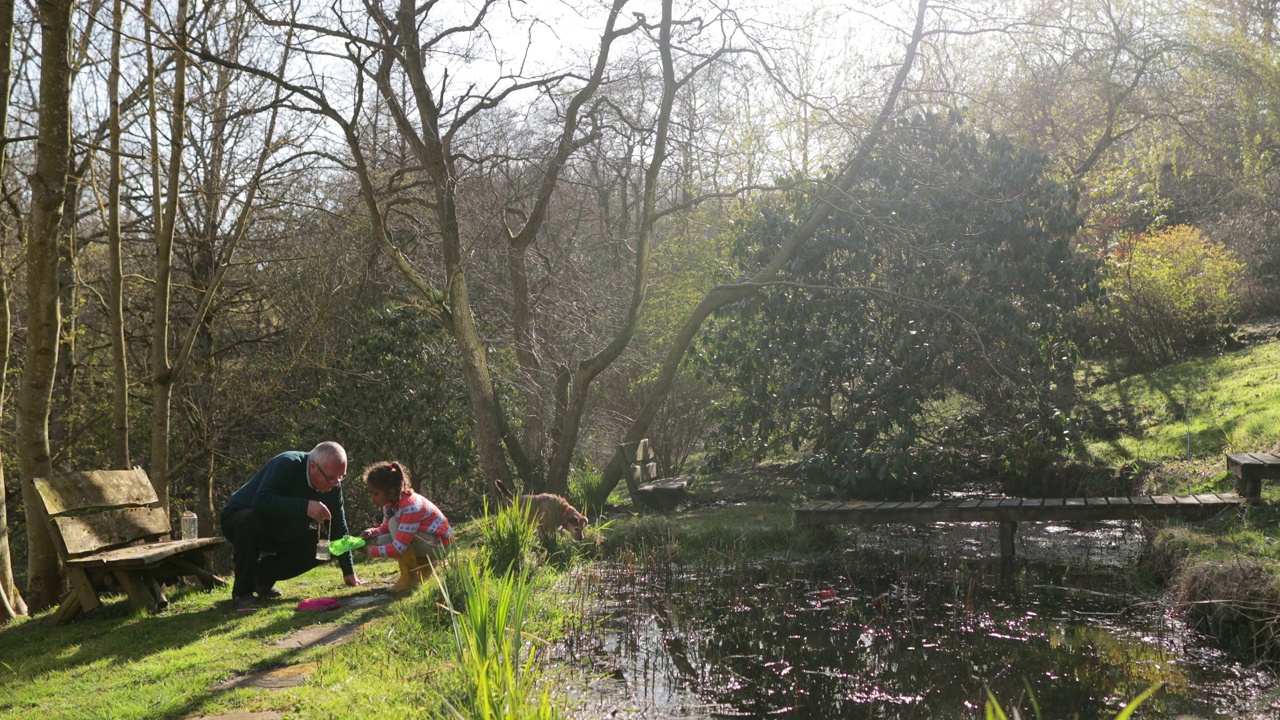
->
<box><xmin>366</xmin><ymin>491</ymin><xmax>452</xmax><ymax>559</ymax></box>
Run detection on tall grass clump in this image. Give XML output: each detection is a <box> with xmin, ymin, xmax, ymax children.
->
<box><xmin>438</xmin><ymin>559</ymin><xmax>561</xmax><ymax>720</ymax></box>
<box><xmin>475</xmin><ymin>498</ymin><xmax>539</xmax><ymax>575</ymax></box>
<box><xmin>1173</xmin><ymin>559</ymin><xmax>1280</xmax><ymax>662</ymax></box>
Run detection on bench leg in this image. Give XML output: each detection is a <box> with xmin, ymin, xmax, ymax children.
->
<box><xmin>1239</xmin><ymin>475</ymin><xmax>1262</xmax><ymax>500</ymax></box>
<box><xmin>114</xmin><ymin>570</ymin><xmax>168</xmax><ymax>612</ymax></box>
<box><xmin>169</xmin><ymin>556</ymin><xmax>226</xmax><ymax>589</ymax></box>
<box><xmin>70</xmin><ymin>568</ymin><xmax>102</xmax><ymax>614</ymax></box>
<box><xmin>49</xmin><ymin>592</ymin><xmax>83</xmax><ymax>626</ymax></box>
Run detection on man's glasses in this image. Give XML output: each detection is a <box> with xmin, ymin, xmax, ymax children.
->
<box><xmin>312</xmin><ymin>460</ymin><xmax>344</xmax><ymax>487</ymax></box>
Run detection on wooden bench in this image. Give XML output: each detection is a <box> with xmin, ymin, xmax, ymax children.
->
<box><xmin>618</xmin><ymin>439</ymin><xmax>693</xmax><ymax>511</ymax></box>
<box><xmin>34</xmin><ymin>468</ymin><xmax>227</xmax><ymax>625</ymax></box>
<box><xmin>1226</xmin><ymin>452</ymin><xmax>1280</xmax><ymax>499</ymax></box>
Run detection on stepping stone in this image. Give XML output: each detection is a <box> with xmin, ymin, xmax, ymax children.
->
<box><xmin>344</xmin><ymin>593</ymin><xmax>393</xmax><ymax>607</ymax></box>
<box><xmin>275</xmin><ymin>623</ymin><xmax>361</xmax><ymax>649</ymax></box>
<box><xmin>211</xmin><ymin>662</ymin><xmax>318</xmax><ymax>691</ymax></box>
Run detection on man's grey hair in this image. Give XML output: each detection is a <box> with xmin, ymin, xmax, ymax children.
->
<box><xmin>310</xmin><ymin>441</ymin><xmax>347</xmax><ymax>467</ymax></box>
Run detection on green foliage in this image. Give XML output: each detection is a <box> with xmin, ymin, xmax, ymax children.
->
<box><xmin>316</xmin><ymin>303</ymin><xmax>477</xmax><ymax>499</ymax></box>
<box><xmin>567</xmin><ymin>464</ymin><xmax>608</xmax><ymax>517</ymax></box>
<box><xmin>1092</xmin><ymin>225</ymin><xmax>1244</xmax><ymax>369</ymax></box>
<box><xmin>699</xmin><ymin>111</ymin><xmax>1100</xmax><ymax>496</ymax></box>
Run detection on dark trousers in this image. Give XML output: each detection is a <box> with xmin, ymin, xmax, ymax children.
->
<box><xmin>220</xmin><ymin>507</ymin><xmax>321</xmax><ymax>597</ymax></box>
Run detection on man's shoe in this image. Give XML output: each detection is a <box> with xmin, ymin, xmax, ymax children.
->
<box><xmin>256</xmin><ymin>586</ymin><xmax>284</xmax><ymax>600</ymax></box>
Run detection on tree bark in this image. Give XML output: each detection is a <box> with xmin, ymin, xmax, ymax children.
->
<box><xmin>149</xmin><ymin>0</ymin><xmax>188</xmax><ymax>513</ymax></box>
<box><xmin>0</xmin><ymin>271</ymin><xmax>25</xmax><ymax>620</ymax></box>
<box><xmin>18</xmin><ymin>0</ymin><xmax>75</xmax><ymax>613</ymax></box>
<box><xmin>0</xmin><ymin>0</ymin><xmax>27</xmax><ymax>622</ymax></box>
<box><xmin>107</xmin><ymin>0</ymin><xmax>130</xmax><ymax>469</ymax></box>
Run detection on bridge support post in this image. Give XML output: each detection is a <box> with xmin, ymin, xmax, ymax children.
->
<box><xmin>999</xmin><ymin>521</ymin><xmax>1018</xmax><ymax>562</ymax></box>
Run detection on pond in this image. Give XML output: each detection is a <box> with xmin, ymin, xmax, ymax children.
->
<box><xmin>560</xmin><ymin>520</ymin><xmax>1280</xmax><ymax>719</ymax></box>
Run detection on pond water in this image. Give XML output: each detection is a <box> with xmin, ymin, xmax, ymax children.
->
<box><xmin>561</xmin><ymin>520</ymin><xmax>1280</xmax><ymax>719</ymax></box>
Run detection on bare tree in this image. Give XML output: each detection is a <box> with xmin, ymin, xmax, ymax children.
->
<box><xmin>0</xmin><ymin>0</ymin><xmax>27</xmax><ymax>622</ymax></box>
<box><xmin>17</xmin><ymin>0</ymin><xmax>75</xmax><ymax>613</ymax></box>
<box><xmin>106</xmin><ymin>0</ymin><xmax>129</xmax><ymax>468</ymax></box>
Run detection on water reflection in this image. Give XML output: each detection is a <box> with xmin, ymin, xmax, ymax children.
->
<box><xmin>567</xmin><ymin>527</ymin><xmax>1280</xmax><ymax>719</ymax></box>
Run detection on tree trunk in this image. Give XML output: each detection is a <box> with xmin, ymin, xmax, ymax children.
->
<box><xmin>149</xmin><ymin>0</ymin><xmax>188</xmax><ymax>513</ymax></box>
<box><xmin>0</xmin><ymin>271</ymin><xmax>26</xmax><ymax>621</ymax></box>
<box><xmin>0</xmin><ymin>0</ymin><xmax>27</xmax><ymax>622</ymax></box>
<box><xmin>107</xmin><ymin>0</ymin><xmax>130</xmax><ymax>469</ymax></box>
<box><xmin>18</xmin><ymin>0</ymin><xmax>75</xmax><ymax>613</ymax></box>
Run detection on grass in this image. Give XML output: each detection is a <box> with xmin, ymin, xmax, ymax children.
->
<box><xmin>438</xmin><ymin>559</ymin><xmax>560</xmax><ymax>720</ymax></box>
<box><xmin>1084</xmin><ymin>341</ymin><xmax>1280</xmax><ymax>466</ymax></box>
<box><xmin>0</xmin><ymin>512</ymin><xmax>583</xmax><ymax>720</ymax></box>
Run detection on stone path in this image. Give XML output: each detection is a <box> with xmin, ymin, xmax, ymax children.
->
<box><xmin>193</xmin><ymin>592</ymin><xmax>395</xmax><ymax>717</ymax></box>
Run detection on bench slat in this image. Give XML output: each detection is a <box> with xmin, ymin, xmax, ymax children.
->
<box><xmin>64</xmin><ymin>537</ymin><xmax>226</xmax><ymax>568</ymax></box>
<box><xmin>34</xmin><ymin>468</ymin><xmax>157</xmax><ymax>516</ymax></box>
<box><xmin>54</xmin><ymin>506</ymin><xmax>171</xmax><ymax>558</ymax></box>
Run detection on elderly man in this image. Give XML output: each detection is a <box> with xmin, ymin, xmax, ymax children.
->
<box><xmin>220</xmin><ymin>441</ymin><xmax>363</xmax><ymax>607</ymax></box>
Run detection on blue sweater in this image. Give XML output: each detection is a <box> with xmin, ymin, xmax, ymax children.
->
<box><xmin>222</xmin><ymin>450</ymin><xmax>355</xmax><ymax>576</ymax></box>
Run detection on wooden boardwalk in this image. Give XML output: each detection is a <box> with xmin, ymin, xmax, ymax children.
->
<box><xmin>794</xmin><ymin>493</ymin><xmax>1245</xmax><ymax>560</ymax></box>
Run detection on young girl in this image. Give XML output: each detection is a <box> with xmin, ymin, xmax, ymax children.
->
<box><xmin>359</xmin><ymin>461</ymin><xmax>452</xmax><ymax>592</ymax></box>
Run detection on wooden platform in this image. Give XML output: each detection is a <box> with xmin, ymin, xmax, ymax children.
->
<box><xmin>794</xmin><ymin>493</ymin><xmax>1245</xmax><ymax>560</ymax></box>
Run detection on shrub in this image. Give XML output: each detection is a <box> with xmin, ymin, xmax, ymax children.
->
<box><xmin>1094</xmin><ymin>225</ymin><xmax>1243</xmax><ymax>368</ymax></box>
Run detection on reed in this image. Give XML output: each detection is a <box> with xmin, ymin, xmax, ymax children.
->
<box><xmin>438</xmin><ymin>559</ymin><xmax>561</xmax><ymax>720</ymax></box>
<box><xmin>983</xmin><ymin>682</ymin><xmax>1159</xmax><ymax>719</ymax></box>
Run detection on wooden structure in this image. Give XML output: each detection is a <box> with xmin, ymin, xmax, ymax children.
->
<box><xmin>34</xmin><ymin>468</ymin><xmax>227</xmax><ymax>625</ymax></box>
<box><xmin>617</xmin><ymin>439</ymin><xmax>693</xmax><ymax>511</ymax></box>
<box><xmin>1226</xmin><ymin>452</ymin><xmax>1280</xmax><ymax>499</ymax></box>
<box><xmin>794</xmin><ymin>492</ymin><xmax>1244</xmax><ymax>561</ymax></box>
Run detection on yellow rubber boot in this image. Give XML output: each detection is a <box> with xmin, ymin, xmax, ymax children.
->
<box><xmin>414</xmin><ymin>555</ymin><xmax>435</xmax><ymax>585</ymax></box>
<box><xmin>389</xmin><ymin>546</ymin><xmax>420</xmax><ymax>593</ymax></box>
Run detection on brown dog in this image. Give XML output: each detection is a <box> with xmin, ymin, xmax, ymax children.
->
<box><xmin>492</xmin><ymin>480</ymin><xmax>588</xmax><ymax>542</ymax></box>
<box><xmin>519</xmin><ymin>491</ymin><xmax>586</xmax><ymax>538</ymax></box>
<box><xmin>520</xmin><ymin>493</ymin><xmax>587</xmax><ymax>541</ymax></box>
